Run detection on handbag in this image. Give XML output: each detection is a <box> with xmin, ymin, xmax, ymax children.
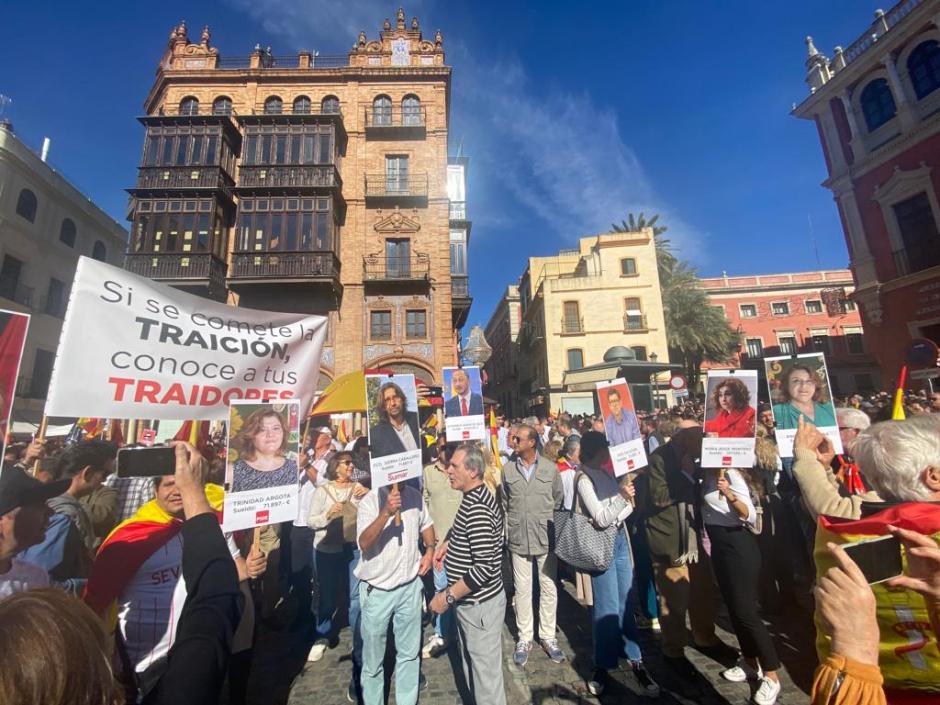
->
<box><xmin>553</xmin><ymin>472</ymin><xmax>617</xmax><ymax>572</ymax></box>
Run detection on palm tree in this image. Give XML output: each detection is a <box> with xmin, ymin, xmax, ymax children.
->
<box><xmin>611</xmin><ymin>212</ymin><xmax>676</xmax><ymax>278</ymax></box>
<box><xmin>612</xmin><ymin>213</ymin><xmax>739</xmax><ymax>388</ymax></box>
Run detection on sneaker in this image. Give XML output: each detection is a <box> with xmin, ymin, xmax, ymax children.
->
<box><xmin>722</xmin><ymin>659</ymin><xmax>763</xmax><ymax>683</ymax></box>
<box><xmin>632</xmin><ymin>662</ymin><xmax>661</xmax><ymax>698</ymax></box>
<box><xmin>650</xmin><ymin>617</ymin><xmax>661</xmax><ymax>632</ymax></box>
<box><xmin>306</xmin><ymin>641</ymin><xmax>327</xmax><ymax>662</ymax></box>
<box><xmin>753</xmin><ymin>676</ymin><xmax>781</xmax><ymax>705</ymax></box>
<box><xmin>540</xmin><ymin>637</ymin><xmax>565</xmax><ymax>663</ymax></box>
<box><xmin>422</xmin><ymin>634</ymin><xmax>447</xmax><ymax>658</ymax></box>
<box><xmin>513</xmin><ymin>640</ymin><xmax>532</xmax><ymax>667</ymax></box>
<box><xmin>418</xmin><ymin>672</ymin><xmax>429</xmax><ymax>691</ymax></box>
<box><xmin>587</xmin><ymin>668</ymin><xmax>609</xmax><ymax>696</ymax></box>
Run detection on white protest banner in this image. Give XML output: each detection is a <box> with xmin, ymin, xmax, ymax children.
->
<box><xmin>701</xmin><ymin>370</ymin><xmax>758</xmax><ymax>469</ymax></box>
<box><xmin>596</xmin><ymin>378</ymin><xmax>647</xmax><ymax>475</ymax></box>
<box><xmin>0</xmin><ymin>310</ymin><xmax>30</xmax><ymax>474</ymax></box>
<box><xmin>764</xmin><ymin>353</ymin><xmax>843</xmax><ymax>458</ymax></box>
<box><xmin>222</xmin><ymin>400</ymin><xmax>301</xmax><ymax>532</ymax></box>
<box><xmin>442</xmin><ymin>366</ymin><xmax>486</xmax><ymax>442</ymax></box>
<box><xmin>45</xmin><ymin>257</ymin><xmax>327</xmax><ymax>421</ymax></box>
<box><xmin>365</xmin><ymin>373</ymin><xmax>423</xmax><ymax>489</ymax></box>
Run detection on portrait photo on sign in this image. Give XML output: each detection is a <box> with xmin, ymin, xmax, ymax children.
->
<box><xmin>442</xmin><ymin>366</ymin><xmax>486</xmax><ymax>442</ymax></box>
<box><xmin>366</xmin><ymin>374</ymin><xmax>421</xmax><ymax>460</ymax></box>
<box><xmin>596</xmin><ymin>380</ymin><xmax>641</xmax><ymax>446</ymax></box>
<box><xmin>764</xmin><ymin>353</ymin><xmax>842</xmax><ymax>457</ymax></box>
<box><xmin>0</xmin><ymin>310</ymin><xmax>30</xmax><ymax>470</ymax></box>
<box><xmin>442</xmin><ymin>366</ymin><xmax>483</xmax><ymax>417</ymax></box>
<box><xmin>703</xmin><ymin>371</ymin><xmax>758</xmax><ymax>439</ymax></box>
<box><xmin>226</xmin><ymin>401</ymin><xmax>301</xmax><ymax>493</ymax></box>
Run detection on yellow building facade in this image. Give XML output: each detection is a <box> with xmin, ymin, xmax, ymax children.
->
<box><xmin>514</xmin><ymin>229</ymin><xmax>669</xmax><ymax>414</ymax></box>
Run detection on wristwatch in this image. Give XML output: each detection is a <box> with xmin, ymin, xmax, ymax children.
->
<box><xmin>445</xmin><ymin>589</ymin><xmax>455</xmax><ymax>606</ymax></box>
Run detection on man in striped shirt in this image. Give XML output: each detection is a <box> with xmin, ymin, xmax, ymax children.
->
<box><xmin>429</xmin><ymin>444</ymin><xmax>506</xmax><ymax>705</ymax></box>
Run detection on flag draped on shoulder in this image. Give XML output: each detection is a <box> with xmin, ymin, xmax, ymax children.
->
<box><xmin>83</xmin><ymin>484</ymin><xmax>224</xmax><ymax>618</ymax></box>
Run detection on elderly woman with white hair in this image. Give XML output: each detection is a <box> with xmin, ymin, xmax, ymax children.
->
<box><xmin>793</xmin><ymin>413</ymin><xmax>940</xmax><ymax>520</ymax></box>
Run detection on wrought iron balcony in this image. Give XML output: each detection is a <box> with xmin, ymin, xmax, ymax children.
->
<box><xmin>451</xmin><ymin>276</ymin><xmax>472</xmax><ymax>328</ymax></box>
<box><xmin>229</xmin><ymin>250</ymin><xmax>340</xmax><ymax>284</ymax></box>
<box><xmin>237</xmin><ymin>165</ymin><xmax>342</xmax><ymax>191</ymax></box>
<box><xmin>623</xmin><ymin>313</ymin><xmax>649</xmax><ymax>331</ymax></box>
<box><xmin>124</xmin><ymin>253</ymin><xmax>228</xmax><ymax>291</ymax></box>
<box><xmin>363</xmin><ymin>254</ymin><xmax>431</xmax><ymax>282</ymax></box>
<box><xmin>364</xmin><ymin>173</ymin><xmax>428</xmax><ymax>204</ymax></box>
<box><xmin>451</xmin><ymin>276</ymin><xmax>470</xmax><ymax>298</ymax></box>
<box><xmin>893</xmin><ymin>242</ymin><xmax>940</xmax><ymax>278</ymax></box>
<box><xmin>0</xmin><ymin>279</ymin><xmax>33</xmax><ymax>308</ymax></box>
<box><xmin>364</xmin><ymin>107</ymin><xmax>427</xmax><ymax>138</ymax></box>
<box><xmin>133</xmin><ymin>166</ymin><xmax>233</xmax><ymax>195</ymax></box>
<box><xmin>560</xmin><ymin>316</ymin><xmax>584</xmax><ymax>335</ymax></box>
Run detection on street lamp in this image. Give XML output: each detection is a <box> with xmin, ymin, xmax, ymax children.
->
<box><xmin>649</xmin><ymin>352</ymin><xmax>659</xmax><ymax>411</ymax></box>
<box><xmin>463</xmin><ymin>325</ymin><xmax>492</xmax><ymax>367</ymax></box>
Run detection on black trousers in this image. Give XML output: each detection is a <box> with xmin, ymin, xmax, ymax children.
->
<box><xmin>705</xmin><ymin>523</ymin><xmax>781</xmax><ymax>671</ymax></box>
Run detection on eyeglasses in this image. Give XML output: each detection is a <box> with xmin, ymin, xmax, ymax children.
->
<box><xmin>337</xmin><ymin>459</ymin><xmax>354</xmax><ymax>466</ymax></box>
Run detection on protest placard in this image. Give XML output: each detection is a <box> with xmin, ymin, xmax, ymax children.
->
<box><xmin>222</xmin><ymin>400</ymin><xmax>300</xmax><ymax>532</ymax></box>
<box><xmin>442</xmin><ymin>366</ymin><xmax>486</xmax><ymax>442</ymax></box>
<box><xmin>0</xmin><ymin>309</ymin><xmax>30</xmax><ymax>473</ymax></box>
<box><xmin>596</xmin><ymin>378</ymin><xmax>647</xmax><ymax>475</ymax></box>
<box><xmin>701</xmin><ymin>370</ymin><xmax>758</xmax><ymax>468</ymax></box>
<box><xmin>44</xmin><ymin>257</ymin><xmax>327</xmax><ymax>421</ymax></box>
<box><xmin>365</xmin><ymin>373</ymin><xmax>423</xmax><ymax>489</ymax></box>
<box><xmin>764</xmin><ymin>352</ymin><xmax>843</xmax><ymax>458</ymax></box>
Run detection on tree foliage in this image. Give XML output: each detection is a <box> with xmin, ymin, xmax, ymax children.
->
<box><xmin>613</xmin><ymin>213</ymin><xmax>739</xmax><ymax>389</ymax></box>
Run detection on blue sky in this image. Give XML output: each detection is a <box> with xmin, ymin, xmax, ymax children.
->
<box><xmin>1</xmin><ymin>1</ymin><xmax>885</xmax><ymax>329</ymax></box>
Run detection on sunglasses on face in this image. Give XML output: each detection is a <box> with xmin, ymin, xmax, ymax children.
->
<box><xmin>337</xmin><ymin>459</ymin><xmax>354</xmax><ymax>466</ymax></box>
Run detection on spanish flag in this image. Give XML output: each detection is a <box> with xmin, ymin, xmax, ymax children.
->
<box><xmin>489</xmin><ymin>408</ymin><xmax>500</xmax><ymax>462</ymax></box>
<box><xmin>892</xmin><ymin>366</ymin><xmax>907</xmax><ymax>420</ymax></box>
<box><xmin>814</xmin><ymin>503</ymin><xmax>940</xmax><ymax>699</ymax></box>
<box><xmin>84</xmin><ymin>484</ymin><xmax>224</xmax><ymax>620</ymax></box>
<box><xmin>173</xmin><ymin>420</ymin><xmax>212</xmax><ymax>454</ymax></box>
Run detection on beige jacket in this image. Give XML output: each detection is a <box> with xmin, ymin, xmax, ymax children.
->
<box><xmin>791</xmin><ymin>447</ymin><xmax>881</xmax><ymax>520</ymax></box>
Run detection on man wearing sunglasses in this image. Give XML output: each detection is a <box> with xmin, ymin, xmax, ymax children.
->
<box><xmin>501</xmin><ymin>424</ymin><xmax>565</xmax><ymax>667</ymax></box>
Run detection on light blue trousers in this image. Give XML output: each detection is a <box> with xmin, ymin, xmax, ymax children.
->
<box><xmin>359</xmin><ymin>577</ymin><xmax>423</xmax><ymax>705</ymax></box>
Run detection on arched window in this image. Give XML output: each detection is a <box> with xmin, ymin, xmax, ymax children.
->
<box><xmin>373</xmin><ymin>95</ymin><xmax>392</xmax><ymax>125</ymax></box>
<box><xmin>293</xmin><ymin>96</ymin><xmax>311</xmax><ymax>114</ymax></box>
<box><xmin>859</xmin><ymin>78</ymin><xmax>897</xmax><ymax>131</ymax></box>
<box><xmin>402</xmin><ymin>95</ymin><xmax>421</xmax><ymax>125</ymax></box>
<box><xmin>212</xmin><ymin>96</ymin><xmax>233</xmax><ymax>115</ymax></box>
<box><xmin>91</xmin><ymin>240</ymin><xmax>106</xmax><ymax>262</ymax></box>
<box><xmin>16</xmin><ymin>189</ymin><xmax>37</xmax><ymax>223</ymax></box>
<box><xmin>908</xmin><ymin>40</ymin><xmax>940</xmax><ymax>99</ymax></box>
<box><xmin>179</xmin><ymin>96</ymin><xmax>199</xmax><ymax>116</ymax></box>
<box><xmin>264</xmin><ymin>96</ymin><xmax>283</xmax><ymax>115</ymax></box>
<box><xmin>59</xmin><ymin>218</ymin><xmax>76</xmax><ymax>247</ymax></box>
<box><xmin>321</xmin><ymin>95</ymin><xmax>340</xmax><ymax>114</ymax></box>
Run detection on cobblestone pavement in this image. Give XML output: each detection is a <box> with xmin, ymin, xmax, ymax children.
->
<box><xmin>235</xmin><ymin>575</ymin><xmax>817</xmax><ymax>705</ymax></box>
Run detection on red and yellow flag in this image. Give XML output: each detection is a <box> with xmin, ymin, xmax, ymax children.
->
<box><xmin>84</xmin><ymin>484</ymin><xmax>224</xmax><ymax>620</ymax></box>
<box><xmin>489</xmin><ymin>408</ymin><xmax>500</xmax><ymax>462</ymax></box>
<box><xmin>892</xmin><ymin>366</ymin><xmax>908</xmax><ymax>420</ymax></box>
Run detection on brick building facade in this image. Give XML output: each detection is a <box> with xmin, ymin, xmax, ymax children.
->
<box><xmin>701</xmin><ymin>269</ymin><xmax>881</xmax><ymax>396</ymax></box>
<box><xmin>794</xmin><ymin>0</ymin><xmax>940</xmax><ymax>380</ymax></box>
<box><xmin>125</xmin><ymin>10</ymin><xmax>469</xmax><ymax>391</ymax></box>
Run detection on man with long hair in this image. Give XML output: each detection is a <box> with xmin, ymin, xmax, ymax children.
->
<box><xmin>369</xmin><ymin>382</ymin><xmax>421</xmax><ymax>459</ymax></box>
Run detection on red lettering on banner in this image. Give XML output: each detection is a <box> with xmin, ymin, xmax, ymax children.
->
<box><xmin>255</xmin><ymin>510</ymin><xmax>269</xmax><ymax>524</ymax></box>
<box><xmin>103</xmin><ymin>378</ymin><xmax>295</xmax><ymax>408</ymax></box>
<box><xmin>722</xmin><ymin>456</ymin><xmax>732</xmax><ymax>466</ymax></box>
<box><xmin>627</xmin><ymin>459</ymin><xmax>635</xmax><ymax>469</ymax></box>
<box><xmin>462</xmin><ymin>431</ymin><xmax>470</xmax><ymax>439</ymax></box>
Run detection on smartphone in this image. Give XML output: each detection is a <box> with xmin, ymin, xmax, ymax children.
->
<box><xmin>842</xmin><ymin>534</ymin><xmax>903</xmax><ymax>585</ymax></box>
<box><xmin>117</xmin><ymin>446</ymin><xmax>176</xmax><ymax>478</ymax></box>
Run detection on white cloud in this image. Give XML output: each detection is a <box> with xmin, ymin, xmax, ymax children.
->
<box><xmin>223</xmin><ymin>0</ymin><xmax>708</xmax><ymax>262</ymax></box>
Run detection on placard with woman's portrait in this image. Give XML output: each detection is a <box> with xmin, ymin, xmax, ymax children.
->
<box><xmin>701</xmin><ymin>370</ymin><xmax>758</xmax><ymax>468</ymax></box>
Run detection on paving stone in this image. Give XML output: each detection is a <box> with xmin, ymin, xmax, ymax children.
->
<box><xmin>232</xmin><ymin>575</ymin><xmax>816</xmax><ymax>705</ymax></box>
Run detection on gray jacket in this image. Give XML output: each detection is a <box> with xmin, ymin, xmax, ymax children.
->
<box><xmin>500</xmin><ymin>454</ymin><xmax>563</xmax><ymax>556</ymax></box>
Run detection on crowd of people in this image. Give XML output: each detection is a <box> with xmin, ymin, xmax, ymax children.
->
<box><xmin>0</xmin><ymin>387</ymin><xmax>938</xmax><ymax>705</ymax></box>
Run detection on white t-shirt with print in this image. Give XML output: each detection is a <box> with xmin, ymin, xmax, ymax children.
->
<box><xmin>0</xmin><ymin>558</ymin><xmax>49</xmax><ymax>600</ymax></box>
<box><xmin>118</xmin><ymin>531</ymin><xmax>240</xmax><ymax>674</ymax></box>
